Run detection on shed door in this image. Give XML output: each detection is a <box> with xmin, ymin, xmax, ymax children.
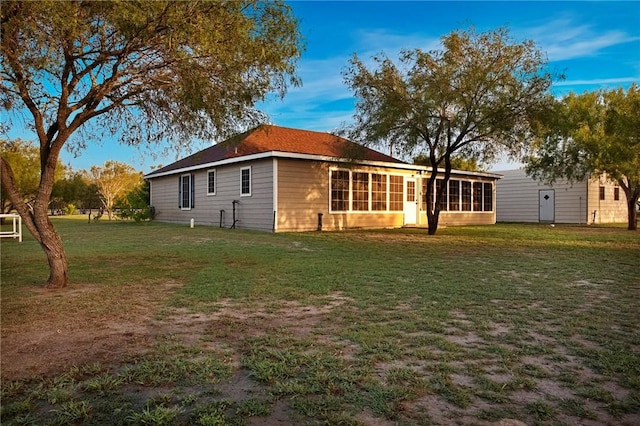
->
<box><xmin>539</xmin><ymin>189</ymin><xmax>555</xmax><ymax>222</ymax></box>
<box><xmin>404</xmin><ymin>178</ymin><xmax>417</xmax><ymax>225</ymax></box>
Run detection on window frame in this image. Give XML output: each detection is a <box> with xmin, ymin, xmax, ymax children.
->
<box><xmin>352</xmin><ymin>172</ymin><xmax>370</xmax><ymax>211</ymax></box>
<box><xmin>599</xmin><ymin>186</ymin><xmax>605</xmax><ymax>200</ymax></box>
<box><xmin>329</xmin><ymin>169</ymin><xmax>408</xmax><ymax>213</ymax></box>
<box><xmin>388</xmin><ymin>175</ymin><xmax>404</xmax><ymax>212</ymax></box>
<box><xmin>330</xmin><ymin>169</ymin><xmax>350</xmax><ymax>212</ymax></box>
<box><xmin>435</xmin><ymin>179</ymin><xmax>448</xmax><ymax>211</ymax></box>
<box><xmin>614</xmin><ymin>187</ymin><xmax>620</xmax><ymax>201</ymax></box>
<box><xmin>207</xmin><ymin>169</ymin><xmax>216</xmax><ymax>196</ymax></box>
<box><xmin>448</xmin><ymin>179</ymin><xmax>460</xmax><ymax>211</ymax></box>
<box><xmin>179</xmin><ymin>173</ymin><xmax>194</xmax><ymax>210</ymax></box>
<box><xmin>483</xmin><ymin>182</ymin><xmax>493</xmax><ymax>212</ymax></box>
<box><xmin>472</xmin><ymin>181</ymin><xmax>483</xmax><ymax>212</ymax></box>
<box><xmin>371</xmin><ymin>173</ymin><xmax>387</xmax><ymax>211</ymax></box>
<box><xmin>461</xmin><ymin>181</ymin><xmax>472</xmax><ymax>211</ymax></box>
<box><xmin>240</xmin><ymin>166</ymin><xmax>251</xmax><ymax>197</ymax></box>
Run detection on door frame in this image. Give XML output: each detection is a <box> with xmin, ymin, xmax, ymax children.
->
<box><xmin>539</xmin><ymin>189</ymin><xmax>555</xmax><ymax>223</ymax></box>
<box><xmin>404</xmin><ymin>178</ymin><xmax>418</xmax><ymax>225</ymax></box>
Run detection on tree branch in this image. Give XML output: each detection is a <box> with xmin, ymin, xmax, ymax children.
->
<box><xmin>0</xmin><ymin>157</ymin><xmax>40</xmax><ymax>243</ymax></box>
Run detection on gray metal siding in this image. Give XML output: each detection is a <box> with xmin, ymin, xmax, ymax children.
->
<box><xmin>497</xmin><ymin>169</ymin><xmax>590</xmax><ymax>223</ymax></box>
<box><xmin>149</xmin><ymin>159</ymin><xmax>274</xmax><ymax>231</ymax></box>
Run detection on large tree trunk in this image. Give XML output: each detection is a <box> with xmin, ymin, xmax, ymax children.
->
<box><xmin>33</xmin><ymin>205</ymin><xmax>69</xmax><ymax>288</ymax></box>
<box><xmin>427</xmin><ymin>212</ymin><xmax>439</xmax><ymax>235</ymax></box>
<box><xmin>620</xmin><ymin>179</ymin><xmax>639</xmax><ymax>231</ymax></box>
<box><xmin>626</xmin><ymin>194</ymin><xmax>638</xmax><ymax>231</ymax></box>
<box><xmin>424</xmin><ymin>173</ymin><xmax>441</xmax><ymax>235</ymax></box>
<box><xmin>1</xmin><ymin>156</ymin><xmax>69</xmax><ymax>288</ymax></box>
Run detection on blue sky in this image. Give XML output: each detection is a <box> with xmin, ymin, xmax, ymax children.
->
<box><xmin>6</xmin><ymin>1</ymin><xmax>640</xmax><ymax>172</ymax></box>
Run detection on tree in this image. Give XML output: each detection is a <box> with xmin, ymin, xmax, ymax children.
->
<box><xmin>527</xmin><ymin>84</ymin><xmax>640</xmax><ymax>230</ymax></box>
<box><xmin>413</xmin><ymin>153</ymin><xmax>482</xmax><ymax>172</ymax></box>
<box><xmin>0</xmin><ymin>1</ymin><xmax>303</xmax><ymax>288</ymax></box>
<box><xmin>52</xmin><ymin>170</ymin><xmax>90</xmax><ymax>212</ymax></box>
<box><xmin>1</xmin><ymin>139</ymin><xmax>64</xmax><ymax>214</ymax></box>
<box><xmin>116</xmin><ymin>179</ymin><xmax>152</xmax><ymax>222</ymax></box>
<box><xmin>343</xmin><ymin>27</ymin><xmax>553</xmax><ymax>234</ymax></box>
<box><xmin>89</xmin><ymin>161</ymin><xmax>141</xmax><ymax>220</ymax></box>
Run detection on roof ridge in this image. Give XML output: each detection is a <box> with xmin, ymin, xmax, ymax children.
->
<box><xmin>146</xmin><ymin>125</ymin><xmax>404</xmax><ymax>177</ymax></box>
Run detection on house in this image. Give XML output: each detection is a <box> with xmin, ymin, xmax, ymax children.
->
<box><xmin>144</xmin><ymin>125</ymin><xmax>501</xmax><ymax>232</ymax></box>
<box><xmin>496</xmin><ymin>168</ymin><xmax>627</xmax><ymax>224</ymax></box>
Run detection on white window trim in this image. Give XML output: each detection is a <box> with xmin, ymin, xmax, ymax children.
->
<box><xmin>329</xmin><ymin>168</ymin><xmax>350</xmax><ymax>212</ymax></box>
<box><xmin>240</xmin><ymin>166</ymin><xmax>251</xmax><ymax>197</ymax></box>
<box><xmin>388</xmin><ymin>174</ymin><xmax>405</xmax><ymax>212</ymax></box>
<box><xmin>370</xmin><ymin>172</ymin><xmax>388</xmax><ymax>212</ymax></box>
<box><xmin>329</xmin><ymin>168</ymin><xmax>409</xmax><ymax>214</ymax></box>
<box><xmin>328</xmin><ymin>169</ymin><xmax>497</xmax><ymax>215</ymax></box>
<box><xmin>207</xmin><ymin>169</ymin><xmax>216</xmax><ymax>196</ymax></box>
<box><xmin>351</xmin><ymin>171</ymin><xmax>370</xmax><ymax>212</ymax></box>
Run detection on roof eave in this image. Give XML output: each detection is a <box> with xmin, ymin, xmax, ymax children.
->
<box><xmin>144</xmin><ymin>150</ymin><xmax>503</xmax><ymax>180</ymax></box>
<box><xmin>144</xmin><ymin>151</ymin><xmax>413</xmax><ymax>178</ymax></box>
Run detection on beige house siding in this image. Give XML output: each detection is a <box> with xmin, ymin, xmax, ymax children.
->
<box><xmin>149</xmin><ymin>156</ymin><xmax>501</xmax><ymax>233</ymax></box>
<box><xmin>587</xmin><ymin>176</ymin><xmax>628</xmax><ymax>224</ymax></box>
<box><xmin>275</xmin><ymin>158</ymin><xmax>497</xmax><ymax>232</ymax></box>
<box><xmin>275</xmin><ymin>159</ymin><xmax>410</xmax><ymax>232</ymax></box>
<box><xmin>275</xmin><ymin>159</ymin><xmax>328</xmax><ymax>232</ymax></box>
<box><xmin>325</xmin><ymin>213</ymin><xmax>405</xmax><ymax>230</ymax></box>
<box><xmin>149</xmin><ymin>159</ymin><xmax>274</xmax><ymax>231</ymax></box>
<box><xmin>434</xmin><ymin>212</ymin><xmax>496</xmax><ymax>226</ymax></box>
<box><xmin>496</xmin><ymin>169</ymin><xmax>627</xmax><ymax>224</ymax></box>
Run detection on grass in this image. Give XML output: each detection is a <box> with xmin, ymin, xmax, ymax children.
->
<box><xmin>1</xmin><ymin>217</ymin><xmax>639</xmax><ymax>425</ymax></box>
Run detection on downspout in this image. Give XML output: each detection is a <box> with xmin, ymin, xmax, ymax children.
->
<box><xmin>272</xmin><ymin>158</ymin><xmax>278</xmax><ymax>232</ymax></box>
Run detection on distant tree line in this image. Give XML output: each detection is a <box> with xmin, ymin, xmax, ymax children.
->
<box><xmin>1</xmin><ymin>139</ymin><xmax>149</xmax><ymax>221</ymax></box>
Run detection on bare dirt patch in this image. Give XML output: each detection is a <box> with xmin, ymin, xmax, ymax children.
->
<box><xmin>1</xmin><ymin>281</ymin><xmax>181</xmax><ymax>381</ymax></box>
<box><xmin>1</xmin><ymin>289</ymin><xmax>354</xmax><ymax>381</ymax></box>
<box><xmin>2</xmin><ymin>284</ymin><xmax>639</xmax><ymax>425</ymax></box>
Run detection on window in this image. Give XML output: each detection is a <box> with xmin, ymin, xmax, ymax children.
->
<box><xmin>241</xmin><ymin>167</ymin><xmax>251</xmax><ymax>196</ymax></box>
<box><xmin>371</xmin><ymin>174</ymin><xmax>387</xmax><ymax>211</ymax></box>
<box><xmin>473</xmin><ymin>182</ymin><xmax>483</xmax><ymax>211</ymax></box>
<box><xmin>179</xmin><ymin>173</ymin><xmax>194</xmax><ymax>210</ymax></box>
<box><xmin>449</xmin><ymin>180</ymin><xmax>460</xmax><ymax>211</ymax></box>
<box><xmin>352</xmin><ymin>172</ymin><xmax>369</xmax><ymax>211</ymax></box>
<box><xmin>599</xmin><ymin>186</ymin><xmax>605</xmax><ymax>200</ymax></box>
<box><xmin>436</xmin><ymin>179</ymin><xmax>447</xmax><ymax>211</ymax></box>
<box><xmin>422</xmin><ymin>180</ymin><xmax>429</xmax><ymax>211</ymax></box>
<box><xmin>461</xmin><ymin>181</ymin><xmax>472</xmax><ymax>211</ymax></box>
<box><xmin>207</xmin><ymin>169</ymin><xmax>216</xmax><ymax>195</ymax></box>
<box><xmin>389</xmin><ymin>175</ymin><xmax>403</xmax><ymax>211</ymax></box>
<box><xmin>483</xmin><ymin>182</ymin><xmax>493</xmax><ymax>211</ymax></box>
<box><xmin>614</xmin><ymin>187</ymin><xmax>620</xmax><ymax>201</ymax></box>
<box><xmin>428</xmin><ymin>180</ymin><xmax>435</xmax><ymax>210</ymax></box>
<box><xmin>331</xmin><ymin>170</ymin><xmax>350</xmax><ymax>211</ymax></box>
<box><xmin>406</xmin><ymin>180</ymin><xmax>415</xmax><ymax>202</ymax></box>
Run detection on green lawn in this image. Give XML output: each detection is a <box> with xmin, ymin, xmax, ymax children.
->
<box><xmin>1</xmin><ymin>217</ymin><xmax>639</xmax><ymax>425</ymax></box>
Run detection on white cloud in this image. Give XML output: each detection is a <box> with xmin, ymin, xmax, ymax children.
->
<box><xmin>517</xmin><ymin>18</ymin><xmax>639</xmax><ymax>62</ymax></box>
<box><xmin>352</xmin><ymin>29</ymin><xmax>442</xmax><ymax>57</ymax></box>
<box><xmin>264</xmin><ymin>12</ymin><xmax>640</xmax><ymax>136</ymax></box>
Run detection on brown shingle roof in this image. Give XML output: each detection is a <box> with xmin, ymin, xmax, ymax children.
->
<box><xmin>146</xmin><ymin>125</ymin><xmax>404</xmax><ymax>176</ymax></box>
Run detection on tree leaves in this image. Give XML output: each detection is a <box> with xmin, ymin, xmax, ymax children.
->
<box><xmin>526</xmin><ymin>84</ymin><xmax>640</xmax><ymax>230</ymax></box>
<box><xmin>343</xmin><ymin>26</ymin><xmax>554</xmax><ymax>234</ymax></box>
<box><xmin>1</xmin><ymin>0</ymin><xmax>304</xmax><ymax>147</ymax></box>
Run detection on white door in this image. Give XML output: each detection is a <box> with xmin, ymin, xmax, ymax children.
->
<box><xmin>539</xmin><ymin>189</ymin><xmax>555</xmax><ymax>222</ymax></box>
<box><xmin>404</xmin><ymin>178</ymin><xmax>417</xmax><ymax>225</ymax></box>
